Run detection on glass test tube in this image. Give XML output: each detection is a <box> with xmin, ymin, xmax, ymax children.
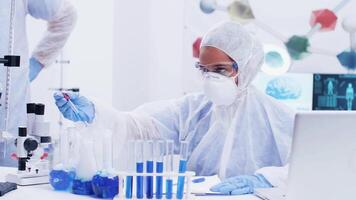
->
<box><xmin>126</xmin><ymin>140</ymin><xmax>135</xmax><ymax>199</ymax></box>
<box><xmin>176</xmin><ymin>141</ymin><xmax>189</xmax><ymax>199</ymax></box>
<box><xmin>155</xmin><ymin>140</ymin><xmax>165</xmax><ymax>199</ymax></box>
<box><xmin>145</xmin><ymin>140</ymin><xmax>154</xmax><ymax>199</ymax></box>
<box><xmin>135</xmin><ymin>140</ymin><xmax>144</xmax><ymax>199</ymax></box>
<box><xmin>165</xmin><ymin>140</ymin><xmax>174</xmax><ymax>199</ymax></box>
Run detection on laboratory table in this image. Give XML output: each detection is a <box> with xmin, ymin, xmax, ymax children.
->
<box><xmin>0</xmin><ymin>167</ymin><xmax>260</xmax><ymax>200</ymax></box>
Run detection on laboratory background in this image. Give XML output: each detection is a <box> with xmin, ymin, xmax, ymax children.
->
<box><xmin>30</xmin><ymin>0</ymin><xmax>356</xmax><ymax>123</ymax></box>
<box><xmin>1</xmin><ymin>0</ymin><xmax>356</xmax><ymax>199</ymax></box>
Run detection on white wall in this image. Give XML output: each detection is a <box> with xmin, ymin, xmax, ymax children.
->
<box><xmin>113</xmin><ymin>0</ymin><xmax>185</xmax><ymax>111</ymax></box>
<box><xmin>29</xmin><ymin>0</ymin><xmax>113</xmax><ymax>134</ymax></box>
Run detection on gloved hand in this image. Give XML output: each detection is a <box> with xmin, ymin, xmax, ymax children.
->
<box><xmin>210</xmin><ymin>174</ymin><xmax>272</xmax><ymax>195</ymax></box>
<box><xmin>53</xmin><ymin>92</ymin><xmax>95</xmax><ymax>123</ymax></box>
<box><xmin>29</xmin><ymin>57</ymin><xmax>44</xmax><ymax>82</ymax></box>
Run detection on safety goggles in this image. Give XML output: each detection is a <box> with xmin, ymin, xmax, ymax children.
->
<box><xmin>195</xmin><ymin>61</ymin><xmax>238</xmax><ymax>77</ymax></box>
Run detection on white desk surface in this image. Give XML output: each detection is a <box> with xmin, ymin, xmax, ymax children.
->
<box><xmin>0</xmin><ymin>167</ymin><xmax>260</xmax><ymax>200</ymax></box>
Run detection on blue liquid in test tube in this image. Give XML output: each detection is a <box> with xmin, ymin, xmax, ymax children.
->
<box><xmin>155</xmin><ymin>140</ymin><xmax>165</xmax><ymax>199</ymax></box>
<box><xmin>176</xmin><ymin>141</ymin><xmax>189</xmax><ymax>199</ymax></box>
<box><xmin>136</xmin><ymin>140</ymin><xmax>144</xmax><ymax>199</ymax></box>
<box><xmin>165</xmin><ymin>140</ymin><xmax>174</xmax><ymax>199</ymax></box>
<box><xmin>145</xmin><ymin>140</ymin><xmax>154</xmax><ymax>199</ymax></box>
<box><xmin>126</xmin><ymin>176</ymin><xmax>133</xmax><ymax>198</ymax></box>
<box><xmin>125</xmin><ymin>140</ymin><xmax>135</xmax><ymax>199</ymax></box>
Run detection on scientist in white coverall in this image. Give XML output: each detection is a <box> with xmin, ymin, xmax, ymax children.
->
<box><xmin>0</xmin><ymin>0</ymin><xmax>77</xmax><ymax>166</ymax></box>
<box><xmin>54</xmin><ymin>21</ymin><xmax>293</xmax><ymax>195</ymax></box>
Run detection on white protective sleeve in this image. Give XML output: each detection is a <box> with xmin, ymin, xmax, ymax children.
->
<box><xmin>91</xmin><ymin>99</ymin><xmax>161</xmax><ymax>170</ymax></box>
<box><xmin>32</xmin><ymin>0</ymin><xmax>77</xmax><ymax>67</ymax></box>
<box><xmin>255</xmin><ymin>165</ymin><xmax>289</xmax><ymax>188</ymax></box>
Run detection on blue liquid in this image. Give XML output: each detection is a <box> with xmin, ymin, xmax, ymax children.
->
<box><xmin>72</xmin><ymin>179</ymin><xmax>94</xmax><ymax>195</ymax></box>
<box><xmin>192</xmin><ymin>177</ymin><xmax>205</xmax><ymax>183</ymax></box>
<box><xmin>92</xmin><ymin>174</ymin><xmax>119</xmax><ymax>199</ymax></box>
<box><xmin>49</xmin><ymin>169</ymin><xmax>75</xmax><ymax>191</ymax></box>
<box><xmin>176</xmin><ymin>160</ymin><xmax>187</xmax><ymax>199</ymax></box>
<box><xmin>146</xmin><ymin>160</ymin><xmax>154</xmax><ymax>199</ymax></box>
<box><xmin>136</xmin><ymin>162</ymin><xmax>144</xmax><ymax>199</ymax></box>
<box><xmin>165</xmin><ymin>179</ymin><xmax>173</xmax><ymax>199</ymax></box>
<box><xmin>156</xmin><ymin>162</ymin><xmax>164</xmax><ymax>199</ymax></box>
<box><xmin>125</xmin><ymin>176</ymin><xmax>133</xmax><ymax>199</ymax></box>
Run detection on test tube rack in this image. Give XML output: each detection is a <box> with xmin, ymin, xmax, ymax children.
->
<box><xmin>115</xmin><ymin>171</ymin><xmax>195</xmax><ymax>200</ymax></box>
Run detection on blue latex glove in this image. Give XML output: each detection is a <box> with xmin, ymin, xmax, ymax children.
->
<box><xmin>53</xmin><ymin>92</ymin><xmax>95</xmax><ymax>123</ymax></box>
<box><xmin>29</xmin><ymin>57</ymin><xmax>44</xmax><ymax>82</ymax></box>
<box><xmin>210</xmin><ymin>174</ymin><xmax>272</xmax><ymax>195</ymax></box>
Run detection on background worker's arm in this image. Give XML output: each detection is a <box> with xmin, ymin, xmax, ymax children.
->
<box><xmin>27</xmin><ymin>0</ymin><xmax>77</xmax><ymax>81</ymax></box>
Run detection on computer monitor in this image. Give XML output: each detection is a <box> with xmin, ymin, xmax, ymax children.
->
<box><xmin>313</xmin><ymin>74</ymin><xmax>356</xmax><ymax>110</ymax></box>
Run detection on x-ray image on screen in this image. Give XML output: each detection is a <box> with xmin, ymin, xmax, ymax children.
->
<box><xmin>313</xmin><ymin>74</ymin><xmax>356</xmax><ymax>110</ymax></box>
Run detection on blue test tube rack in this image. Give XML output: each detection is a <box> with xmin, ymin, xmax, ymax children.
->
<box><xmin>114</xmin><ymin>140</ymin><xmax>195</xmax><ymax>200</ymax></box>
<box><xmin>115</xmin><ymin>171</ymin><xmax>195</xmax><ymax>200</ymax></box>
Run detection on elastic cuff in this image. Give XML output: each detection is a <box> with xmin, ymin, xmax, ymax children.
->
<box><xmin>255</xmin><ymin>174</ymin><xmax>273</xmax><ymax>187</ymax></box>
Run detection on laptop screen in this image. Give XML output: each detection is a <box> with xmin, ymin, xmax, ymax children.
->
<box><xmin>313</xmin><ymin>74</ymin><xmax>356</xmax><ymax>110</ymax></box>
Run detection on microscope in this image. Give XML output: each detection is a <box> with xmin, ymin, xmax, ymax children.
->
<box><xmin>6</xmin><ymin>103</ymin><xmax>52</xmax><ymax>186</ymax></box>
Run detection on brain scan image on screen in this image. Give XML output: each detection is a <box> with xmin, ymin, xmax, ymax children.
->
<box><xmin>266</xmin><ymin>77</ymin><xmax>302</xmax><ymax>100</ymax></box>
<box><xmin>253</xmin><ymin>72</ymin><xmax>313</xmax><ymax>111</ymax></box>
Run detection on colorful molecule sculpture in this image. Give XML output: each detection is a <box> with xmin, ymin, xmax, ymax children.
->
<box><xmin>192</xmin><ymin>37</ymin><xmax>202</xmax><ymax>58</ymax></box>
<box><xmin>200</xmin><ymin>0</ymin><xmax>217</xmax><ymax>14</ymax></box>
<box><xmin>337</xmin><ymin>16</ymin><xmax>356</xmax><ymax>70</ymax></box>
<box><xmin>262</xmin><ymin>44</ymin><xmax>291</xmax><ymax>75</ymax></box>
<box><xmin>227</xmin><ymin>0</ymin><xmax>255</xmax><ymax>24</ymax></box>
<box><xmin>200</xmin><ymin>0</ymin><xmax>255</xmax><ymax>23</ymax></box>
<box><xmin>198</xmin><ymin>0</ymin><xmax>354</xmax><ymax>72</ymax></box>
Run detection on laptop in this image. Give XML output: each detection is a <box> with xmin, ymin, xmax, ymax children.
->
<box><xmin>255</xmin><ymin>111</ymin><xmax>356</xmax><ymax>200</ymax></box>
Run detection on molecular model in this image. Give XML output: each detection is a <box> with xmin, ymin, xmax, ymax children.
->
<box><xmin>194</xmin><ymin>0</ymin><xmax>356</xmax><ymax>72</ymax></box>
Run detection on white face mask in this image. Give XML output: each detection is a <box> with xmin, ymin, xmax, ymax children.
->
<box><xmin>203</xmin><ymin>72</ymin><xmax>239</xmax><ymax>106</ymax></box>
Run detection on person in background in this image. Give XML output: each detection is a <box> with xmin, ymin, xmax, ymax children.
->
<box><xmin>54</xmin><ymin>21</ymin><xmax>294</xmax><ymax>195</ymax></box>
<box><xmin>0</xmin><ymin>0</ymin><xmax>77</xmax><ymax>166</ymax></box>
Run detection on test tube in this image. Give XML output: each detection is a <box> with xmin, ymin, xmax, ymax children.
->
<box><xmin>126</xmin><ymin>140</ymin><xmax>135</xmax><ymax>199</ymax></box>
<box><xmin>176</xmin><ymin>141</ymin><xmax>189</xmax><ymax>199</ymax></box>
<box><xmin>145</xmin><ymin>140</ymin><xmax>154</xmax><ymax>199</ymax></box>
<box><xmin>155</xmin><ymin>140</ymin><xmax>165</xmax><ymax>199</ymax></box>
<box><xmin>135</xmin><ymin>140</ymin><xmax>144</xmax><ymax>199</ymax></box>
<box><xmin>165</xmin><ymin>140</ymin><xmax>174</xmax><ymax>199</ymax></box>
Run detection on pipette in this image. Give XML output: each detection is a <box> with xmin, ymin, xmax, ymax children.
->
<box><xmin>62</xmin><ymin>93</ymin><xmax>89</xmax><ymax>126</ymax></box>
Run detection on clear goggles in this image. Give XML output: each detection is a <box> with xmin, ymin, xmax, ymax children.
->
<box><xmin>195</xmin><ymin>61</ymin><xmax>238</xmax><ymax>77</ymax></box>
